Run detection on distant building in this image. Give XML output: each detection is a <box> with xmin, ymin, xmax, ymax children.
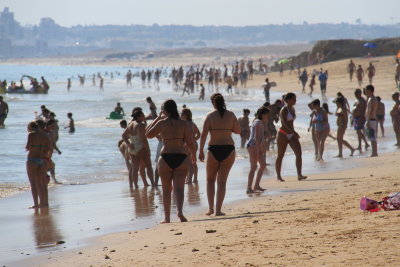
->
<box><xmin>0</xmin><ymin>7</ymin><xmax>22</xmax><ymax>38</ymax></box>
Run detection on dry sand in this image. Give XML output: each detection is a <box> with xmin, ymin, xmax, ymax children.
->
<box><xmin>246</xmin><ymin>55</ymin><xmax>399</xmax><ymax>99</ymax></box>
<box><xmin>32</xmin><ymin>151</ymin><xmax>400</xmax><ymax>267</ymax></box>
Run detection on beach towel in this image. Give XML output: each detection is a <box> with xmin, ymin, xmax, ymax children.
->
<box><xmin>381</xmin><ymin>192</ymin><xmax>400</xmax><ymax>211</ymax></box>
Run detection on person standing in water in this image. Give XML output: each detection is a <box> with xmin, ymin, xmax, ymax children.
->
<box><xmin>65</xmin><ymin>113</ymin><xmax>75</xmax><ymax>133</ymax></box>
<box><xmin>390</xmin><ymin>92</ymin><xmax>400</xmax><ymax>146</ymax></box>
<box><xmin>275</xmin><ymin>93</ymin><xmax>307</xmax><ymax>181</ymax></box>
<box><xmin>238</xmin><ymin>109</ymin><xmax>251</xmax><ymax>148</ymax></box>
<box><xmin>334</xmin><ymin>97</ymin><xmax>356</xmax><ymax>158</ymax></box>
<box><xmin>0</xmin><ymin>96</ymin><xmax>9</xmax><ymax>128</ymax></box>
<box><xmin>365</xmin><ymin>85</ymin><xmax>379</xmax><ymax>157</ymax></box>
<box><xmin>352</xmin><ymin>89</ymin><xmax>369</xmax><ymax>152</ymax></box>
<box><xmin>310</xmin><ymin>99</ymin><xmax>330</xmax><ymax>161</ymax></box>
<box><xmin>180</xmin><ymin>108</ymin><xmax>200</xmax><ymax>184</ymax></box>
<box><xmin>246</xmin><ymin>106</ymin><xmax>270</xmax><ymax>193</ymax></box>
<box><xmin>67</xmin><ymin>78</ymin><xmax>71</xmax><ymax>91</ymax></box>
<box><xmin>26</xmin><ymin>121</ymin><xmax>51</xmax><ymax>208</ymax></box>
<box><xmin>146</xmin><ymin>99</ymin><xmax>196</xmax><ymax>223</ymax></box>
<box><xmin>199</xmin><ymin>93</ymin><xmax>240</xmax><ymax>216</ymax></box>
<box><xmin>376</xmin><ymin>96</ymin><xmax>385</xmax><ymax>137</ymax></box>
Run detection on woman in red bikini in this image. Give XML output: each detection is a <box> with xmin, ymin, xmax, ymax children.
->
<box><xmin>275</xmin><ymin>93</ymin><xmax>307</xmax><ymax>182</ymax></box>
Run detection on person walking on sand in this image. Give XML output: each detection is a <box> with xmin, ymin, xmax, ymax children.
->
<box><xmin>246</xmin><ymin>106</ymin><xmax>270</xmax><ymax>193</ymax></box>
<box><xmin>180</xmin><ymin>108</ymin><xmax>200</xmax><ymax>184</ymax></box>
<box><xmin>299</xmin><ymin>69</ymin><xmax>308</xmax><ymax>94</ymax></box>
<box><xmin>275</xmin><ymin>93</ymin><xmax>307</xmax><ymax>181</ymax></box>
<box><xmin>0</xmin><ymin>96</ymin><xmax>9</xmax><ymax>128</ymax></box>
<box><xmin>199</xmin><ymin>93</ymin><xmax>241</xmax><ymax>216</ymax></box>
<box><xmin>310</xmin><ymin>99</ymin><xmax>329</xmax><ymax>161</ymax></box>
<box><xmin>366</xmin><ymin>62</ymin><xmax>376</xmax><ymax>84</ymax></box>
<box><xmin>356</xmin><ymin>65</ymin><xmax>364</xmax><ymax>87</ymax></box>
<box><xmin>26</xmin><ymin>121</ymin><xmax>51</xmax><ymax>208</ymax></box>
<box><xmin>376</xmin><ymin>96</ymin><xmax>385</xmax><ymax>137</ymax></box>
<box><xmin>390</xmin><ymin>92</ymin><xmax>400</xmax><ymax>146</ymax></box>
<box><xmin>65</xmin><ymin>113</ymin><xmax>75</xmax><ymax>133</ymax></box>
<box><xmin>365</xmin><ymin>85</ymin><xmax>378</xmax><ymax>157</ymax></box>
<box><xmin>334</xmin><ymin>97</ymin><xmax>356</xmax><ymax>158</ymax></box>
<box><xmin>146</xmin><ymin>100</ymin><xmax>196</xmax><ymax>223</ymax></box>
<box><xmin>347</xmin><ymin>60</ymin><xmax>356</xmax><ymax>82</ymax></box>
<box><xmin>308</xmin><ymin>74</ymin><xmax>316</xmax><ymax>97</ymax></box>
<box><xmin>123</xmin><ymin>109</ymin><xmax>155</xmax><ymax>188</ymax></box>
<box><xmin>352</xmin><ymin>89</ymin><xmax>369</xmax><ymax>152</ymax></box>
<box><xmin>318</xmin><ymin>70</ymin><xmax>328</xmax><ymax>100</ymax></box>
<box><xmin>263</xmin><ymin>78</ymin><xmax>271</xmax><ymax>102</ymax></box>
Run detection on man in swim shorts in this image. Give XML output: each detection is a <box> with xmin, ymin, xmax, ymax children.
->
<box><xmin>365</xmin><ymin>85</ymin><xmax>378</xmax><ymax>157</ymax></box>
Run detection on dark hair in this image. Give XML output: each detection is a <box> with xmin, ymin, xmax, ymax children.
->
<box><xmin>28</xmin><ymin>121</ymin><xmax>38</xmax><ymax>131</ymax></box>
<box><xmin>365</xmin><ymin>84</ymin><xmax>374</xmax><ymax>92</ymax></box>
<box><xmin>211</xmin><ymin>93</ymin><xmax>226</xmax><ymax>117</ymax></box>
<box><xmin>284</xmin><ymin>92</ymin><xmax>296</xmax><ymax>102</ymax></box>
<box><xmin>46</xmin><ymin>119</ymin><xmax>55</xmax><ymax>126</ymax></box>
<box><xmin>146</xmin><ymin>97</ymin><xmax>152</xmax><ymax>102</ymax></box>
<box><xmin>392</xmin><ymin>92</ymin><xmax>400</xmax><ymax>100</ymax></box>
<box><xmin>120</xmin><ymin>119</ymin><xmax>127</xmax><ymax>127</ymax></box>
<box><xmin>131</xmin><ymin>107</ymin><xmax>142</xmax><ymax>116</ymax></box>
<box><xmin>311</xmin><ymin>99</ymin><xmax>320</xmax><ymax>107</ymax></box>
<box><xmin>376</xmin><ymin>96</ymin><xmax>381</xmax><ymax>102</ymax></box>
<box><xmin>132</xmin><ymin>110</ymin><xmax>144</xmax><ymax>120</ymax></box>
<box><xmin>243</xmin><ymin>108</ymin><xmax>250</xmax><ymax>114</ymax></box>
<box><xmin>35</xmin><ymin>119</ymin><xmax>45</xmax><ymax>129</ymax></box>
<box><xmin>67</xmin><ymin>112</ymin><xmax>72</xmax><ymax>117</ymax></box>
<box><xmin>42</xmin><ymin>108</ymin><xmax>50</xmax><ymax>114</ymax></box>
<box><xmin>181</xmin><ymin>108</ymin><xmax>193</xmax><ymax>121</ymax></box>
<box><xmin>274</xmin><ymin>99</ymin><xmax>282</xmax><ymax>105</ymax></box>
<box><xmin>256</xmin><ymin>106</ymin><xmax>270</xmax><ymax>120</ymax></box>
<box><xmin>337</xmin><ymin>92</ymin><xmax>344</xmax><ymax>98</ymax></box>
<box><xmin>334</xmin><ymin>97</ymin><xmax>345</xmax><ymax>106</ymax></box>
<box><xmin>162</xmin><ymin>99</ymin><xmax>179</xmax><ymax>119</ymax></box>
<box><xmin>263</xmin><ymin>101</ymin><xmax>270</xmax><ymax>107</ymax></box>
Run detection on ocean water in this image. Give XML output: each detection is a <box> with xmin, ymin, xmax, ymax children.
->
<box><xmin>0</xmin><ymin>64</ymin><xmax>397</xmax><ymax>191</ymax></box>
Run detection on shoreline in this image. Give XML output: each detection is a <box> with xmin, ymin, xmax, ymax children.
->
<box><xmin>22</xmin><ymin>150</ymin><xmax>400</xmax><ymax>267</ymax></box>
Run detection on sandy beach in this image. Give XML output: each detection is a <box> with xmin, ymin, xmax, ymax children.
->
<box><xmin>24</xmin><ymin>150</ymin><xmax>400</xmax><ymax>267</ymax></box>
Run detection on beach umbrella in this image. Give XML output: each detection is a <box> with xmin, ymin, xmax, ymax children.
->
<box><xmin>278</xmin><ymin>58</ymin><xmax>291</xmax><ymax>64</ymax></box>
<box><xmin>363</xmin><ymin>42</ymin><xmax>377</xmax><ymax>48</ymax></box>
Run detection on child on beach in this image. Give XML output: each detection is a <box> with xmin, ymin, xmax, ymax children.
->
<box><xmin>65</xmin><ymin>113</ymin><xmax>75</xmax><ymax>133</ymax></box>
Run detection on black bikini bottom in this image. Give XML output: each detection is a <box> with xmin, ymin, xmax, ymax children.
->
<box><xmin>161</xmin><ymin>153</ymin><xmax>187</xmax><ymax>169</ymax></box>
<box><xmin>208</xmin><ymin>145</ymin><xmax>235</xmax><ymax>162</ymax></box>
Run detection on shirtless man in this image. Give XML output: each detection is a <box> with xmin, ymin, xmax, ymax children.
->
<box><xmin>347</xmin><ymin>60</ymin><xmax>356</xmax><ymax>82</ymax></box>
<box><xmin>366</xmin><ymin>62</ymin><xmax>376</xmax><ymax>84</ymax></box>
<box><xmin>365</xmin><ymin>85</ymin><xmax>378</xmax><ymax>157</ymax></box>
<box><xmin>0</xmin><ymin>96</ymin><xmax>9</xmax><ymax>128</ymax></box>
<box><xmin>352</xmin><ymin>89</ymin><xmax>369</xmax><ymax>152</ymax></box>
<box><xmin>376</xmin><ymin>96</ymin><xmax>385</xmax><ymax>137</ymax></box>
<box><xmin>114</xmin><ymin>102</ymin><xmax>125</xmax><ymax>116</ymax></box>
<box><xmin>26</xmin><ymin>121</ymin><xmax>52</xmax><ymax>208</ymax></box>
<box><xmin>395</xmin><ymin>59</ymin><xmax>400</xmax><ymax>88</ymax></box>
<box><xmin>356</xmin><ymin>65</ymin><xmax>364</xmax><ymax>87</ymax></box>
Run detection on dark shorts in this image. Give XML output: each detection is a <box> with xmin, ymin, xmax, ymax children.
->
<box><xmin>353</xmin><ymin>117</ymin><xmax>366</xmax><ymax>130</ymax></box>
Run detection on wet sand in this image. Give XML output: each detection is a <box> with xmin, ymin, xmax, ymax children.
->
<box><xmin>16</xmin><ymin>150</ymin><xmax>400</xmax><ymax>267</ymax></box>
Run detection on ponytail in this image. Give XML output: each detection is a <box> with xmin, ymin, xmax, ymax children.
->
<box><xmin>211</xmin><ymin>93</ymin><xmax>226</xmax><ymax>117</ymax></box>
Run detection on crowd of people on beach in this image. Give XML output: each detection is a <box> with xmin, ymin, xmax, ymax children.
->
<box><xmin>17</xmin><ymin>56</ymin><xmax>400</xmax><ymax>223</ymax></box>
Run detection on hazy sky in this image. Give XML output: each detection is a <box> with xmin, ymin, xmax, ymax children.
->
<box><xmin>2</xmin><ymin>0</ymin><xmax>399</xmax><ymax>26</ymax></box>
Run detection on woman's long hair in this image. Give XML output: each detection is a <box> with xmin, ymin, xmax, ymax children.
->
<box><xmin>181</xmin><ymin>108</ymin><xmax>193</xmax><ymax>121</ymax></box>
<box><xmin>211</xmin><ymin>93</ymin><xmax>226</xmax><ymax>117</ymax></box>
<box><xmin>162</xmin><ymin>99</ymin><xmax>179</xmax><ymax>119</ymax></box>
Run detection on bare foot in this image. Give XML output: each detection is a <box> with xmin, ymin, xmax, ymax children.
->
<box><xmin>365</xmin><ymin>143</ymin><xmax>370</xmax><ymax>150</ymax></box>
<box><xmin>350</xmin><ymin>148</ymin><xmax>355</xmax><ymax>156</ymax></box>
<box><xmin>29</xmin><ymin>205</ymin><xmax>38</xmax><ymax>209</ymax></box>
<box><xmin>246</xmin><ymin>189</ymin><xmax>255</xmax><ymax>194</ymax></box>
<box><xmin>160</xmin><ymin>219</ymin><xmax>170</xmax><ymax>224</ymax></box>
<box><xmin>193</xmin><ymin>180</ymin><xmax>198</xmax><ymax>184</ymax></box>
<box><xmin>178</xmin><ymin>214</ymin><xmax>187</xmax><ymax>222</ymax></box>
<box><xmin>277</xmin><ymin>177</ymin><xmax>285</xmax><ymax>182</ymax></box>
<box><xmin>254</xmin><ymin>186</ymin><xmax>266</xmax><ymax>192</ymax></box>
<box><xmin>334</xmin><ymin>155</ymin><xmax>343</xmax><ymax>158</ymax></box>
<box><xmin>215</xmin><ymin>212</ymin><xmax>226</xmax><ymax>216</ymax></box>
<box><xmin>298</xmin><ymin>175</ymin><xmax>307</xmax><ymax>181</ymax></box>
<box><xmin>205</xmin><ymin>210</ymin><xmax>214</xmax><ymax>216</ymax></box>
<box><xmin>185</xmin><ymin>181</ymin><xmax>192</xmax><ymax>184</ymax></box>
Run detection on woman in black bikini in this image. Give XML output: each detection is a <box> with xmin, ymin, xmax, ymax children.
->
<box><xmin>146</xmin><ymin>99</ymin><xmax>196</xmax><ymax>223</ymax></box>
<box><xmin>26</xmin><ymin>121</ymin><xmax>51</xmax><ymax>208</ymax></box>
<box><xmin>275</xmin><ymin>93</ymin><xmax>307</xmax><ymax>182</ymax></box>
<box><xmin>199</xmin><ymin>93</ymin><xmax>241</xmax><ymax>216</ymax></box>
